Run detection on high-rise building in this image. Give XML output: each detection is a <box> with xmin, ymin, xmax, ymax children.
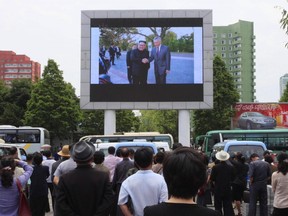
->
<box><xmin>280</xmin><ymin>74</ymin><xmax>288</xmax><ymax>98</ymax></box>
<box><xmin>213</xmin><ymin>20</ymin><xmax>256</xmax><ymax>102</ymax></box>
<box><xmin>0</xmin><ymin>51</ymin><xmax>41</xmax><ymax>85</ymax></box>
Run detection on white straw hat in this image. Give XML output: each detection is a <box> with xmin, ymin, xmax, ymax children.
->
<box><xmin>216</xmin><ymin>150</ymin><xmax>230</xmax><ymax>161</ymax></box>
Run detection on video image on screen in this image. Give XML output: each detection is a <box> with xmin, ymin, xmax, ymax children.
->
<box><xmin>89</xmin><ymin>18</ymin><xmax>204</xmax><ymax>102</ymax></box>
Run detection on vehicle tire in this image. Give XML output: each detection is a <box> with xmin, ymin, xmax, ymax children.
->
<box><xmin>246</xmin><ymin>122</ymin><xmax>252</xmax><ymax>130</ymax></box>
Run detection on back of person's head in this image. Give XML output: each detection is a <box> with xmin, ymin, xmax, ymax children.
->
<box><xmin>94</xmin><ymin>151</ymin><xmax>105</xmax><ymax>165</ymax></box>
<box><xmin>264</xmin><ymin>155</ymin><xmax>274</xmax><ymax>164</ymax></box>
<box><xmin>8</xmin><ymin>147</ymin><xmax>18</xmax><ymax>158</ymax></box>
<box><xmin>120</xmin><ymin>148</ymin><xmax>130</xmax><ymax>158</ymax></box>
<box><xmin>250</xmin><ymin>153</ymin><xmax>259</xmax><ymax>161</ymax></box>
<box><xmin>108</xmin><ymin>146</ymin><xmax>116</xmax><ymax>155</ymax></box>
<box><xmin>277</xmin><ymin>152</ymin><xmax>288</xmax><ymax>164</ymax></box>
<box><xmin>42</xmin><ymin>150</ymin><xmax>52</xmax><ymax>158</ymax></box>
<box><xmin>129</xmin><ymin>149</ymin><xmax>135</xmax><ymax>159</ymax></box>
<box><xmin>278</xmin><ymin>159</ymin><xmax>288</xmax><ymax>175</ymax></box>
<box><xmin>134</xmin><ymin>147</ymin><xmax>153</xmax><ymax>169</ymax></box>
<box><xmin>163</xmin><ymin>147</ymin><xmax>206</xmax><ymax>199</ymax></box>
<box><xmin>26</xmin><ymin>154</ymin><xmax>33</xmax><ymax>163</ymax></box>
<box><xmin>154</xmin><ymin>151</ymin><xmax>165</xmax><ymax>164</ymax></box>
<box><xmin>263</xmin><ymin>150</ymin><xmax>270</xmax><ymax>157</ymax></box>
<box><xmin>172</xmin><ymin>143</ymin><xmax>183</xmax><ymax>150</ymax></box>
<box><xmin>0</xmin><ymin>156</ymin><xmax>16</xmax><ymax>187</ymax></box>
<box><xmin>33</xmin><ymin>152</ymin><xmax>43</xmax><ymax>165</ymax></box>
<box><xmin>235</xmin><ymin>152</ymin><xmax>246</xmax><ymax>163</ymax></box>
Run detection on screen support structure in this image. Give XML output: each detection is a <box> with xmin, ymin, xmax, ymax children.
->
<box><xmin>103</xmin><ymin>110</ymin><xmax>191</xmax><ymax>146</ymax></box>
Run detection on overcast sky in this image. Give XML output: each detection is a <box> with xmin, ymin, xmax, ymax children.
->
<box><xmin>0</xmin><ymin>0</ymin><xmax>287</xmax><ymax>102</ymax></box>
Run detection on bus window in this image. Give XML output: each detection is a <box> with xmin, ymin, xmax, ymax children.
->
<box><xmin>17</xmin><ymin>129</ymin><xmax>40</xmax><ymax>143</ymax></box>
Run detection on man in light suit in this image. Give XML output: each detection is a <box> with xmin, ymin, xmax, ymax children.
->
<box><xmin>144</xmin><ymin>36</ymin><xmax>171</xmax><ymax>84</ymax></box>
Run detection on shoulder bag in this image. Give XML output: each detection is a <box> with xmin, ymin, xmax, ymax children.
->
<box><xmin>16</xmin><ymin>179</ymin><xmax>31</xmax><ymax>216</ymax></box>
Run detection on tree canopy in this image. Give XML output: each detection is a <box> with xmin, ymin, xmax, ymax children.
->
<box><xmin>280</xmin><ymin>4</ymin><xmax>288</xmax><ymax>47</ymax></box>
<box><xmin>24</xmin><ymin>59</ymin><xmax>81</xmax><ymax>142</ymax></box>
<box><xmin>193</xmin><ymin>56</ymin><xmax>240</xmax><ymax>138</ymax></box>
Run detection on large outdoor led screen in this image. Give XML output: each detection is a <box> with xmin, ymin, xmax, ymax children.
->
<box><xmin>81</xmin><ymin>10</ymin><xmax>213</xmax><ymax>110</ymax></box>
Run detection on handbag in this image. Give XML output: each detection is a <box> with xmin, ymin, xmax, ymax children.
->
<box><xmin>16</xmin><ymin>179</ymin><xmax>31</xmax><ymax>216</ymax></box>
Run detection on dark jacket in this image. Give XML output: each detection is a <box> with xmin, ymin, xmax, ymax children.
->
<box><xmin>55</xmin><ymin>164</ymin><xmax>114</xmax><ymax>216</ymax></box>
<box><xmin>30</xmin><ymin>164</ymin><xmax>49</xmax><ymax>197</ymax></box>
<box><xmin>130</xmin><ymin>49</ymin><xmax>150</xmax><ymax>76</ymax></box>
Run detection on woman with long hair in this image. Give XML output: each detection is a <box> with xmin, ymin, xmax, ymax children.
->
<box><xmin>272</xmin><ymin>158</ymin><xmax>288</xmax><ymax>216</ymax></box>
<box><xmin>0</xmin><ymin>155</ymin><xmax>33</xmax><ymax>215</ymax></box>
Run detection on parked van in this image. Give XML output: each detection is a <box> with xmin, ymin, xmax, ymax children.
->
<box><xmin>94</xmin><ymin>141</ymin><xmax>160</xmax><ymax>156</ymax></box>
<box><xmin>212</xmin><ymin>140</ymin><xmax>267</xmax><ymax>161</ymax></box>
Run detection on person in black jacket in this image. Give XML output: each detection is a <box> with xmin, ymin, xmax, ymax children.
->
<box><xmin>130</xmin><ymin>41</ymin><xmax>150</xmax><ymax>85</ymax></box>
<box><xmin>126</xmin><ymin>44</ymin><xmax>137</xmax><ymax>84</ymax></box>
<box><xmin>30</xmin><ymin>152</ymin><xmax>50</xmax><ymax>216</ymax></box>
<box><xmin>55</xmin><ymin>141</ymin><xmax>114</xmax><ymax>216</ymax></box>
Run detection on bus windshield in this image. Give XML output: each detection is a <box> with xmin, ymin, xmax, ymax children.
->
<box><xmin>80</xmin><ymin>133</ymin><xmax>174</xmax><ymax>148</ymax></box>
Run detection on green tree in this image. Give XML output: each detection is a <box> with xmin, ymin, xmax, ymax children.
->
<box><xmin>280</xmin><ymin>3</ymin><xmax>288</xmax><ymax>47</ymax></box>
<box><xmin>139</xmin><ymin>110</ymin><xmax>178</xmax><ymax>141</ymax></box>
<box><xmin>0</xmin><ymin>79</ymin><xmax>32</xmax><ymax>126</ymax></box>
<box><xmin>280</xmin><ymin>81</ymin><xmax>288</xmax><ymax>101</ymax></box>
<box><xmin>116</xmin><ymin>110</ymin><xmax>140</xmax><ymax>132</ymax></box>
<box><xmin>193</xmin><ymin>56</ymin><xmax>240</xmax><ymax>138</ymax></box>
<box><xmin>24</xmin><ymin>59</ymin><xmax>81</xmax><ymax>143</ymax></box>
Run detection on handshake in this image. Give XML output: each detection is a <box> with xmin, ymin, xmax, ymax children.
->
<box><xmin>142</xmin><ymin>58</ymin><xmax>149</xmax><ymax>64</ymax></box>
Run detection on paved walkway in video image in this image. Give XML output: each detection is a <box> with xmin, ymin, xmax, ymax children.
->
<box><xmin>107</xmin><ymin>51</ymin><xmax>194</xmax><ymax>84</ymax></box>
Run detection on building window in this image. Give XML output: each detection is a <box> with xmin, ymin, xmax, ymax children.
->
<box><xmin>5</xmin><ymin>69</ymin><xmax>18</xmax><ymax>73</ymax></box>
<box><xmin>213</xmin><ymin>40</ymin><xmax>217</xmax><ymax>44</ymax></box>
<box><xmin>19</xmin><ymin>69</ymin><xmax>32</xmax><ymax>73</ymax></box>
<box><xmin>213</xmin><ymin>33</ymin><xmax>217</xmax><ymax>38</ymax></box>
<box><xmin>19</xmin><ymin>63</ymin><xmax>32</xmax><ymax>67</ymax></box>
<box><xmin>213</xmin><ymin>47</ymin><xmax>217</xmax><ymax>51</ymax></box>
<box><xmin>4</xmin><ymin>63</ymin><xmax>18</xmax><ymax>67</ymax></box>
<box><xmin>221</xmin><ymin>33</ymin><xmax>226</xmax><ymax>38</ymax></box>
<box><xmin>221</xmin><ymin>40</ymin><xmax>226</xmax><ymax>45</ymax></box>
<box><xmin>221</xmin><ymin>47</ymin><xmax>226</xmax><ymax>51</ymax></box>
<box><xmin>229</xmin><ymin>46</ymin><xmax>233</xmax><ymax>51</ymax></box>
<box><xmin>229</xmin><ymin>59</ymin><xmax>233</xmax><ymax>64</ymax></box>
<box><xmin>221</xmin><ymin>53</ymin><xmax>226</xmax><ymax>58</ymax></box>
<box><xmin>228</xmin><ymin>33</ymin><xmax>233</xmax><ymax>38</ymax></box>
<box><xmin>229</xmin><ymin>53</ymin><xmax>233</xmax><ymax>57</ymax></box>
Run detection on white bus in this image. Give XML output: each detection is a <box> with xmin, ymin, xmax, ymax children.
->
<box><xmin>79</xmin><ymin>132</ymin><xmax>174</xmax><ymax>149</ymax></box>
<box><xmin>0</xmin><ymin>125</ymin><xmax>50</xmax><ymax>154</ymax></box>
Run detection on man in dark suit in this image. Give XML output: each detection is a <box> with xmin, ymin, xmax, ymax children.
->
<box><xmin>55</xmin><ymin>141</ymin><xmax>114</xmax><ymax>216</ymax></box>
<box><xmin>126</xmin><ymin>44</ymin><xmax>137</xmax><ymax>84</ymax></box>
<box><xmin>109</xmin><ymin>44</ymin><xmax>116</xmax><ymax>65</ymax></box>
<box><xmin>144</xmin><ymin>36</ymin><xmax>171</xmax><ymax>84</ymax></box>
<box><xmin>130</xmin><ymin>41</ymin><xmax>150</xmax><ymax>85</ymax></box>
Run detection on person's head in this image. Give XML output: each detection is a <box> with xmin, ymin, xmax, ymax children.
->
<box><xmin>277</xmin><ymin>152</ymin><xmax>288</xmax><ymax>164</ymax></box>
<box><xmin>163</xmin><ymin>147</ymin><xmax>206</xmax><ymax>199</ymax></box>
<box><xmin>250</xmin><ymin>153</ymin><xmax>259</xmax><ymax>162</ymax></box>
<box><xmin>0</xmin><ymin>156</ymin><xmax>16</xmax><ymax>187</ymax></box>
<box><xmin>108</xmin><ymin>146</ymin><xmax>116</xmax><ymax>155</ymax></box>
<box><xmin>264</xmin><ymin>155</ymin><xmax>274</xmax><ymax>164</ymax></box>
<box><xmin>71</xmin><ymin>140</ymin><xmax>95</xmax><ymax>164</ymax></box>
<box><xmin>26</xmin><ymin>154</ymin><xmax>33</xmax><ymax>164</ymax></box>
<box><xmin>215</xmin><ymin>150</ymin><xmax>230</xmax><ymax>162</ymax></box>
<box><xmin>42</xmin><ymin>150</ymin><xmax>52</xmax><ymax>158</ymax></box>
<box><xmin>154</xmin><ymin>151</ymin><xmax>165</xmax><ymax>164</ymax></box>
<box><xmin>172</xmin><ymin>143</ymin><xmax>183</xmax><ymax>150</ymax></box>
<box><xmin>57</xmin><ymin>145</ymin><xmax>70</xmax><ymax>158</ymax></box>
<box><xmin>277</xmin><ymin>159</ymin><xmax>288</xmax><ymax>175</ymax></box>
<box><xmin>263</xmin><ymin>150</ymin><xmax>270</xmax><ymax>157</ymax></box>
<box><xmin>120</xmin><ymin>148</ymin><xmax>130</xmax><ymax>158</ymax></box>
<box><xmin>33</xmin><ymin>152</ymin><xmax>43</xmax><ymax>165</ymax></box>
<box><xmin>8</xmin><ymin>147</ymin><xmax>18</xmax><ymax>159</ymax></box>
<box><xmin>138</xmin><ymin>41</ymin><xmax>146</xmax><ymax>51</ymax></box>
<box><xmin>134</xmin><ymin>147</ymin><xmax>153</xmax><ymax>169</ymax></box>
<box><xmin>235</xmin><ymin>152</ymin><xmax>246</xmax><ymax>163</ymax></box>
<box><xmin>153</xmin><ymin>36</ymin><xmax>162</xmax><ymax>47</ymax></box>
<box><xmin>93</xmin><ymin>151</ymin><xmax>105</xmax><ymax>165</ymax></box>
<box><xmin>129</xmin><ymin>149</ymin><xmax>135</xmax><ymax>160</ymax></box>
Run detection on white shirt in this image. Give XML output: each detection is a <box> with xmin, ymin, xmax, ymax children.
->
<box><xmin>118</xmin><ymin>170</ymin><xmax>168</xmax><ymax>216</ymax></box>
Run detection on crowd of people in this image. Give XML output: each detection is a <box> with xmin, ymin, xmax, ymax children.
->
<box><xmin>1</xmin><ymin>141</ymin><xmax>288</xmax><ymax>216</ymax></box>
